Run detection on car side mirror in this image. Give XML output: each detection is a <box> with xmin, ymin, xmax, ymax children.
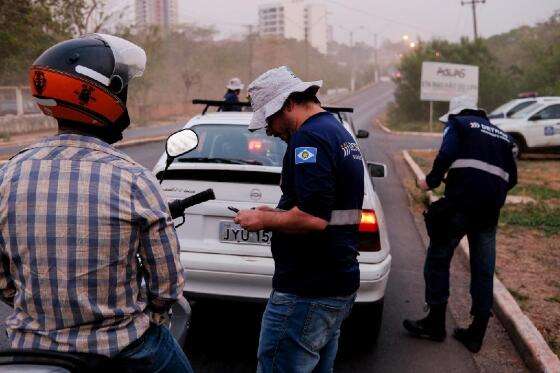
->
<box><xmin>529</xmin><ymin>114</ymin><xmax>542</xmax><ymax>121</ymax></box>
<box><xmin>158</xmin><ymin>129</ymin><xmax>199</xmax><ymax>183</ymax></box>
<box><xmin>356</xmin><ymin>129</ymin><xmax>370</xmax><ymax>139</ymax></box>
<box><xmin>367</xmin><ymin>162</ymin><xmax>386</xmax><ymax>178</ymax></box>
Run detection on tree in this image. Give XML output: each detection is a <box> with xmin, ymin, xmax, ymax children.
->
<box><xmin>0</xmin><ymin>0</ymin><xmax>119</xmax><ymax>85</ymax></box>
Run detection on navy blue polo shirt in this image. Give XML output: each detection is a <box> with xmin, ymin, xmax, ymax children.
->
<box><xmin>272</xmin><ymin>111</ymin><xmax>364</xmax><ymax>297</ymax></box>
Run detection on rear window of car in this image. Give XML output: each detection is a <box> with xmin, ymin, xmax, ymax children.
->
<box><xmin>177</xmin><ymin>124</ymin><xmax>287</xmax><ymax>167</ymax></box>
<box><xmin>511</xmin><ymin>103</ymin><xmax>545</xmax><ymax>119</ymax></box>
<box><xmin>506</xmin><ymin>101</ymin><xmax>536</xmax><ymax>117</ymax></box>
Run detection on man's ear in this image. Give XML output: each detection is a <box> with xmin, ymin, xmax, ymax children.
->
<box><xmin>284</xmin><ymin>99</ymin><xmax>295</xmax><ymax>113</ymax></box>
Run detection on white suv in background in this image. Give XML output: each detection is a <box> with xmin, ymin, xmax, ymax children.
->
<box><xmin>491</xmin><ymin>98</ymin><xmax>560</xmax><ymax>156</ymax></box>
<box><xmin>153</xmin><ymin>107</ymin><xmax>392</xmax><ymax>341</ymax></box>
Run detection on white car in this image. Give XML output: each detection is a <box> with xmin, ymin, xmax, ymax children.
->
<box><xmin>491</xmin><ymin>98</ymin><xmax>560</xmax><ymax>156</ymax></box>
<box><xmin>488</xmin><ymin>97</ymin><xmax>542</xmax><ymax>120</ymax></box>
<box><xmin>153</xmin><ymin>108</ymin><xmax>392</xmax><ymax>340</ymax></box>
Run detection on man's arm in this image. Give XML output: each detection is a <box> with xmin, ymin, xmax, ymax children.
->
<box><xmin>132</xmin><ymin>172</ymin><xmax>184</xmax><ymax>314</ymax></box>
<box><xmin>506</xmin><ymin>145</ymin><xmax>518</xmax><ymax>190</ymax></box>
<box><xmin>425</xmin><ymin>123</ymin><xmax>460</xmax><ymax>189</ymax></box>
<box><xmin>235</xmin><ymin>206</ymin><xmax>327</xmax><ymax>233</ymax></box>
<box><xmin>236</xmin><ymin>130</ymin><xmax>336</xmax><ymax>233</ymax></box>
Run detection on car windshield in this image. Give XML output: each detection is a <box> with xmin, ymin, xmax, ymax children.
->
<box><xmin>511</xmin><ymin>103</ymin><xmax>545</xmax><ymax>119</ymax></box>
<box><xmin>176</xmin><ymin>124</ymin><xmax>287</xmax><ymax>167</ymax></box>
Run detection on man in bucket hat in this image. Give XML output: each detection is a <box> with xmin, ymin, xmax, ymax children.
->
<box><xmin>403</xmin><ymin>95</ymin><xmax>517</xmax><ymax>353</ymax></box>
<box><xmin>234</xmin><ymin>66</ymin><xmax>365</xmax><ymax>372</ymax></box>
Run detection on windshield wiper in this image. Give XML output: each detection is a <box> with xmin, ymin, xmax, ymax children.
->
<box><xmin>178</xmin><ymin>157</ymin><xmax>262</xmax><ymax>165</ymax></box>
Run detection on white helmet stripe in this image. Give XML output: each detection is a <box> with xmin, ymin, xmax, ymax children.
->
<box><xmin>75</xmin><ymin>65</ymin><xmax>110</xmax><ymax>86</ymax></box>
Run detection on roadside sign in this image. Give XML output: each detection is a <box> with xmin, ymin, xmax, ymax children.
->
<box><xmin>420</xmin><ymin>61</ymin><xmax>479</xmax><ymax>102</ymax></box>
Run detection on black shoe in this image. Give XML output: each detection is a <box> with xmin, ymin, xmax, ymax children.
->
<box><xmin>453</xmin><ymin>315</ymin><xmax>490</xmax><ymax>353</ymax></box>
<box><xmin>403</xmin><ymin>303</ymin><xmax>447</xmax><ymax>342</ymax></box>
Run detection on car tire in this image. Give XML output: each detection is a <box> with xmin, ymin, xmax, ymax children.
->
<box><xmin>509</xmin><ymin>134</ymin><xmax>526</xmax><ymax>159</ymax></box>
<box><xmin>341</xmin><ymin>299</ymin><xmax>384</xmax><ymax>348</ymax></box>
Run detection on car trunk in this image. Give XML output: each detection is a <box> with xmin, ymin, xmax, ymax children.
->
<box><xmin>161</xmin><ymin>167</ymin><xmax>281</xmax><ymax>257</ymax></box>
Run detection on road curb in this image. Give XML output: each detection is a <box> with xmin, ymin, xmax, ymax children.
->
<box><xmin>402</xmin><ymin>149</ymin><xmax>560</xmax><ymax>373</ymax></box>
<box><xmin>0</xmin><ymin>135</ymin><xmax>169</xmax><ymax>165</ymax></box>
<box><xmin>376</xmin><ymin>119</ymin><xmax>443</xmax><ymax>138</ymax></box>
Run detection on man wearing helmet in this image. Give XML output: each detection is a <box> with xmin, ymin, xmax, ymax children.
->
<box><xmin>0</xmin><ymin>34</ymin><xmax>193</xmax><ymax>371</ymax></box>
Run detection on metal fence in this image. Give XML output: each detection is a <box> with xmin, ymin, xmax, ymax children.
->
<box><xmin>0</xmin><ymin>87</ymin><xmax>41</xmax><ymax>116</ymax></box>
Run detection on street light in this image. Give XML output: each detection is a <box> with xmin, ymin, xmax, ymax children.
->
<box><xmin>402</xmin><ymin>34</ymin><xmax>410</xmax><ymax>41</ymax></box>
<box><xmin>409</xmin><ymin>41</ymin><xmax>416</xmax><ymax>48</ymax></box>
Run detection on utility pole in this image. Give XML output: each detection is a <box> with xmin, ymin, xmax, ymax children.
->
<box><xmin>305</xmin><ymin>29</ymin><xmax>309</xmax><ymax>80</ymax></box>
<box><xmin>246</xmin><ymin>25</ymin><xmax>255</xmax><ymax>83</ymax></box>
<box><xmin>373</xmin><ymin>33</ymin><xmax>379</xmax><ymax>84</ymax></box>
<box><xmin>461</xmin><ymin>0</ymin><xmax>486</xmax><ymax>39</ymax></box>
<box><xmin>350</xmin><ymin>31</ymin><xmax>355</xmax><ymax>92</ymax></box>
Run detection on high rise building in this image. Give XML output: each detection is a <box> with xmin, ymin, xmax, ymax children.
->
<box><xmin>258</xmin><ymin>1</ymin><xmax>328</xmax><ymax>54</ymax></box>
<box><xmin>135</xmin><ymin>0</ymin><xmax>179</xmax><ymax>29</ymax></box>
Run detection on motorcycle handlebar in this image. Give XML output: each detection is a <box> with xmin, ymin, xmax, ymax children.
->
<box><xmin>168</xmin><ymin>189</ymin><xmax>216</xmax><ymax>219</ymax></box>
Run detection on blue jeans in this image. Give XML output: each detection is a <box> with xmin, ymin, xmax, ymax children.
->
<box><xmin>115</xmin><ymin>323</ymin><xmax>194</xmax><ymax>373</ymax></box>
<box><xmin>424</xmin><ymin>211</ymin><xmax>497</xmax><ymax>318</ymax></box>
<box><xmin>257</xmin><ymin>291</ymin><xmax>355</xmax><ymax>373</ymax></box>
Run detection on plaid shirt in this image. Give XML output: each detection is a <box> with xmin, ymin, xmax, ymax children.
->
<box><xmin>0</xmin><ymin>134</ymin><xmax>184</xmax><ymax>356</ymax></box>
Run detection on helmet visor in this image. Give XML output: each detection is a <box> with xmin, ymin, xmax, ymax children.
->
<box><xmin>91</xmin><ymin>33</ymin><xmax>146</xmax><ymax>85</ymax></box>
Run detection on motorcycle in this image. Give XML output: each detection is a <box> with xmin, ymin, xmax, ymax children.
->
<box><xmin>0</xmin><ymin>129</ymin><xmax>211</xmax><ymax>372</ymax></box>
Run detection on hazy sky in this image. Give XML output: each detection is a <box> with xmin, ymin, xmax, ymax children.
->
<box><xmin>176</xmin><ymin>0</ymin><xmax>559</xmax><ymax>44</ymax></box>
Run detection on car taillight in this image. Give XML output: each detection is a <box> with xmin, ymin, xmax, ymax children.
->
<box><xmin>358</xmin><ymin>209</ymin><xmax>381</xmax><ymax>252</ymax></box>
<box><xmin>248</xmin><ymin>139</ymin><xmax>264</xmax><ymax>152</ymax></box>
<box><xmin>359</xmin><ymin>210</ymin><xmax>378</xmax><ymax>233</ymax></box>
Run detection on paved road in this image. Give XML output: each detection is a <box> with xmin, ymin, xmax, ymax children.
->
<box><xmin>0</xmin><ymin>83</ymin><xmax>525</xmax><ymax>371</ymax></box>
<box><xmin>120</xmin><ymin>82</ymin><xmax>525</xmax><ymax>372</ymax></box>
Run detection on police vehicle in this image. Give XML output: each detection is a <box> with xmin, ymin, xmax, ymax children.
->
<box><xmin>491</xmin><ymin>97</ymin><xmax>560</xmax><ymax>156</ymax></box>
<box><xmin>153</xmin><ymin>100</ymin><xmax>391</xmax><ymax>340</ymax></box>
<box><xmin>487</xmin><ymin>96</ymin><xmax>554</xmax><ymax>120</ymax></box>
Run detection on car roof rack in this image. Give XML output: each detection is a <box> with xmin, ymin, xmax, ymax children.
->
<box><xmin>192</xmin><ymin>99</ymin><xmax>252</xmax><ymax>115</ymax></box>
<box><xmin>192</xmin><ymin>99</ymin><xmax>353</xmax><ymax>122</ymax></box>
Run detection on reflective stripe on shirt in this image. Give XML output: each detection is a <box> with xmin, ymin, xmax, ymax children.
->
<box><xmin>329</xmin><ymin>209</ymin><xmax>362</xmax><ymax>226</ymax></box>
<box><xmin>450</xmin><ymin>159</ymin><xmax>510</xmax><ymax>183</ymax></box>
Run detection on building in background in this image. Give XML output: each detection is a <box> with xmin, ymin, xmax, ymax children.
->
<box><xmin>135</xmin><ymin>0</ymin><xmax>179</xmax><ymax>29</ymax></box>
<box><xmin>258</xmin><ymin>0</ymin><xmax>328</xmax><ymax>54</ymax></box>
<box><xmin>304</xmin><ymin>4</ymin><xmax>327</xmax><ymax>54</ymax></box>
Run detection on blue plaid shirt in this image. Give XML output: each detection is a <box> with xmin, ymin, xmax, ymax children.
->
<box><xmin>0</xmin><ymin>134</ymin><xmax>184</xmax><ymax>356</ymax></box>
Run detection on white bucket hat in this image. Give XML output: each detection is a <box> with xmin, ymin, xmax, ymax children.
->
<box><xmin>227</xmin><ymin>77</ymin><xmax>244</xmax><ymax>91</ymax></box>
<box><xmin>247</xmin><ymin>66</ymin><xmax>322</xmax><ymax>131</ymax></box>
<box><xmin>439</xmin><ymin>95</ymin><xmax>483</xmax><ymax>123</ymax></box>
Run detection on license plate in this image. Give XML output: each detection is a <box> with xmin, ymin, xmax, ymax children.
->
<box><xmin>219</xmin><ymin>221</ymin><xmax>272</xmax><ymax>245</ymax></box>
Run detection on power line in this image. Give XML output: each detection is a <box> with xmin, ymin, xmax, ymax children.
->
<box><xmin>461</xmin><ymin>0</ymin><xmax>486</xmax><ymax>39</ymax></box>
<box><xmin>323</xmin><ymin>0</ymin><xmax>436</xmax><ymax>36</ymax></box>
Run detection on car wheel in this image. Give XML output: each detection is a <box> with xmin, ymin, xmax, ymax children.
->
<box><xmin>509</xmin><ymin>134</ymin><xmax>526</xmax><ymax>159</ymax></box>
<box><xmin>341</xmin><ymin>299</ymin><xmax>384</xmax><ymax>348</ymax></box>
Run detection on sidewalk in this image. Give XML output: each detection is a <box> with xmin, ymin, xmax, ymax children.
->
<box><xmin>0</xmin><ymin>121</ymin><xmax>186</xmax><ymax>159</ymax></box>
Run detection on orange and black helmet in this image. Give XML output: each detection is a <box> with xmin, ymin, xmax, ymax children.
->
<box><xmin>29</xmin><ymin>34</ymin><xmax>146</xmax><ymax>142</ymax></box>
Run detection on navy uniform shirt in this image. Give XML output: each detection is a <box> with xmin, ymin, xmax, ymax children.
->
<box><xmin>222</xmin><ymin>91</ymin><xmax>242</xmax><ymax>112</ymax></box>
<box><xmin>426</xmin><ymin>111</ymin><xmax>517</xmax><ymax>227</ymax></box>
<box><xmin>272</xmin><ymin>112</ymin><xmax>364</xmax><ymax>297</ymax></box>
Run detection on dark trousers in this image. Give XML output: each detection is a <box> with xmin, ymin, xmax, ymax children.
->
<box><xmin>424</xmin><ymin>212</ymin><xmax>497</xmax><ymax>318</ymax></box>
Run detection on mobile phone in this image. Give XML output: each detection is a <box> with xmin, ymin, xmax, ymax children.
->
<box><xmin>228</xmin><ymin>206</ymin><xmax>240</xmax><ymax>213</ymax></box>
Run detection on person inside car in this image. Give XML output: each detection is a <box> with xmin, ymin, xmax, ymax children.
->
<box><xmin>0</xmin><ymin>34</ymin><xmax>193</xmax><ymax>371</ymax></box>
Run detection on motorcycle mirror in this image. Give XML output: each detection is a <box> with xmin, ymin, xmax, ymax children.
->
<box><xmin>159</xmin><ymin>129</ymin><xmax>199</xmax><ymax>183</ymax></box>
<box><xmin>166</xmin><ymin>129</ymin><xmax>199</xmax><ymax>158</ymax></box>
